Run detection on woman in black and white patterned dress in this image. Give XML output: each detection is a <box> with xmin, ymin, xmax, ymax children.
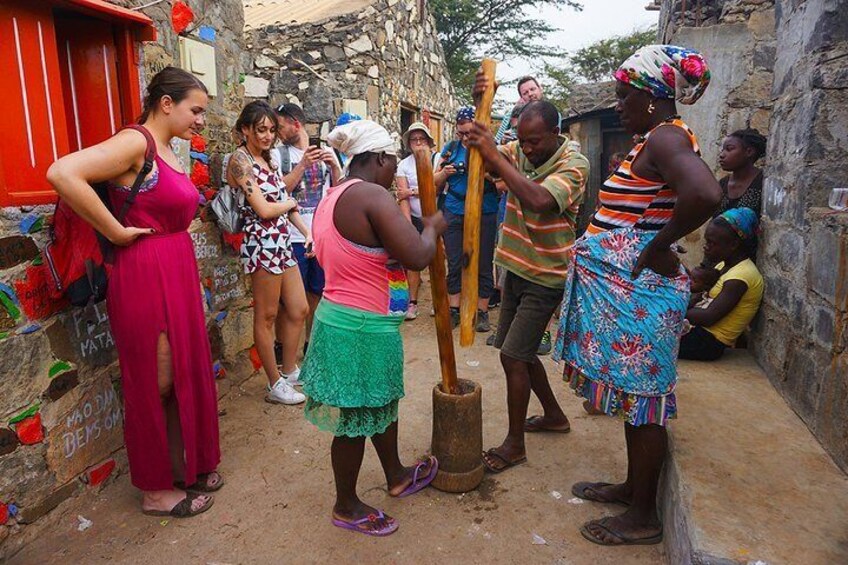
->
<box><xmin>227</xmin><ymin>101</ymin><xmax>309</xmax><ymax>406</ymax></box>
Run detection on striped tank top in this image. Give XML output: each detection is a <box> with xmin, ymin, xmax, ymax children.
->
<box><xmin>587</xmin><ymin>117</ymin><xmax>699</xmax><ymax>235</ymax></box>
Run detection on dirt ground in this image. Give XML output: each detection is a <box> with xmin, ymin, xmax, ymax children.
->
<box><xmin>12</xmin><ymin>288</ymin><xmax>664</xmax><ymax>565</ymax></box>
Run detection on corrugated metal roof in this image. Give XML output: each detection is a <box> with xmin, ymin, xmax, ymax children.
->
<box><xmin>244</xmin><ymin>0</ymin><xmax>376</xmax><ymax>30</ymax></box>
<box><xmin>565</xmin><ymin>81</ymin><xmax>618</xmax><ymax>117</ymax></box>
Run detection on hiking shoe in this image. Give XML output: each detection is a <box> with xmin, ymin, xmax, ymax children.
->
<box><xmin>476</xmin><ymin>310</ymin><xmax>491</xmax><ymax>333</ymax></box>
<box><xmin>537</xmin><ymin>331</ymin><xmax>552</xmax><ymax>356</ymax></box>
<box><xmin>274</xmin><ymin>341</ymin><xmax>283</xmax><ymax>367</ymax></box>
<box><xmin>486</xmin><ymin>333</ymin><xmax>496</xmax><ymax>346</ymax></box>
<box><xmin>405</xmin><ymin>302</ymin><xmax>419</xmax><ymax>321</ymax></box>
<box><xmin>281</xmin><ymin>366</ymin><xmax>302</xmax><ymax>387</ymax></box>
<box><xmin>266</xmin><ymin>377</ymin><xmax>305</xmax><ymax>405</ymax></box>
<box><xmin>450</xmin><ymin>307</ymin><xmax>460</xmax><ymax>328</ymax></box>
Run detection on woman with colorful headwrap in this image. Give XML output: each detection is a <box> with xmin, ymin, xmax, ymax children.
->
<box><xmin>301</xmin><ymin>120</ymin><xmax>447</xmax><ymax>536</ymax></box>
<box><xmin>680</xmin><ymin>207</ymin><xmax>763</xmax><ymax>360</ymax></box>
<box><xmin>551</xmin><ymin>45</ymin><xmax>722</xmax><ymax>546</ymax></box>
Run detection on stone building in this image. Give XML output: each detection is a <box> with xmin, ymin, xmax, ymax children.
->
<box><xmin>656</xmin><ymin>0</ymin><xmax>848</xmax><ymax>473</ymax></box>
<box><xmin>243</xmin><ymin>0</ymin><xmax>458</xmax><ymax>147</ymax></box>
<box><xmin>561</xmin><ymin>81</ymin><xmax>629</xmax><ymax>233</ymax></box>
<box><xmin>0</xmin><ymin>0</ymin><xmax>251</xmax><ymax>553</ymax></box>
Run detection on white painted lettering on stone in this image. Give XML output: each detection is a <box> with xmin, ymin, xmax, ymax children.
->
<box><xmin>61</xmin><ymin>387</ymin><xmax>120</xmax><ymax>459</ymax></box>
<box><xmin>191</xmin><ymin>232</ymin><xmax>220</xmax><ymax>261</ymax></box>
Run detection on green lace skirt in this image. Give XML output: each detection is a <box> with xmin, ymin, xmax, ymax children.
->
<box><xmin>301</xmin><ymin>300</ymin><xmax>405</xmax><ymax>437</ymax></box>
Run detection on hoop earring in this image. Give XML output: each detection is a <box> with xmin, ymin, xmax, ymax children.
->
<box><xmin>647</xmin><ymin>101</ymin><xmax>656</xmax><ymax>115</ymax></box>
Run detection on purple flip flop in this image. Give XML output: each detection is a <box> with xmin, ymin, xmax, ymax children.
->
<box><xmin>397</xmin><ymin>455</ymin><xmax>439</xmax><ymax>498</ymax></box>
<box><xmin>332</xmin><ymin>510</ymin><xmax>399</xmax><ymax>536</ymax></box>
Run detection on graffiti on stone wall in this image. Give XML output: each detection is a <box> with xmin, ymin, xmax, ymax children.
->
<box><xmin>0</xmin><ymin>236</ymin><xmax>38</xmax><ymax>269</ymax></box>
<box><xmin>191</xmin><ymin>229</ymin><xmax>222</xmax><ymax>262</ymax></box>
<box><xmin>143</xmin><ymin>43</ymin><xmax>173</xmax><ymax>81</ymax></box>
<box><xmin>46</xmin><ymin>380</ymin><xmax>123</xmax><ymax>483</ymax></box>
<box><xmin>61</xmin><ymin>302</ymin><xmax>116</xmax><ymax>366</ymax></box>
<box><xmin>15</xmin><ymin>264</ymin><xmax>67</xmax><ymax>321</ymax></box>
<box><xmin>207</xmin><ymin>262</ymin><xmax>245</xmax><ymax>310</ymax></box>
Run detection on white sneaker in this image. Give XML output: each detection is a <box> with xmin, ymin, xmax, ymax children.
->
<box><xmin>281</xmin><ymin>365</ymin><xmax>303</xmax><ymax>387</ymax></box>
<box><xmin>405</xmin><ymin>303</ymin><xmax>419</xmax><ymax>321</ymax></box>
<box><xmin>265</xmin><ymin>377</ymin><xmax>305</xmax><ymax>405</ymax></box>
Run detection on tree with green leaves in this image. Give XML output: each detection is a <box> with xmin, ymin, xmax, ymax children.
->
<box><xmin>543</xmin><ymin>27</ymin><xmax>657</xmax><ymax>109</ymax></box>
<box><xmin>430</xmin><ymin>0</ymin><xmax>582</xmax><ymax>98</ymax></box>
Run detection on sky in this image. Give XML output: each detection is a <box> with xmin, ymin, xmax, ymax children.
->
<box><xmin>495</xmin><ymin>0</ymin><xmax>659</xmax><ymax>104</ymax></box>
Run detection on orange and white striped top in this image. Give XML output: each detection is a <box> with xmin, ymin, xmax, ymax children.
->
<box><xmin>587</xmin><ymin>117</ymin><xmax>699</xmax><ymax>235</ymax></box>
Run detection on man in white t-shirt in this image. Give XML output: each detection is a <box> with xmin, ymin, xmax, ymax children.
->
<box><xmin>396</xmin><ymin>122</ymin><xmax>440</xmax><ymax>321</ymax></box>
<box><xmin>274</xmin><ymin>103</ymin><xmax>341</xmax><ymax>357</ymax></box>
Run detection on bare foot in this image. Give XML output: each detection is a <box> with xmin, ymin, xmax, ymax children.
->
<box><xmin>583</xmin><ymin>400</ymin><xmax>606</xmax><ymax>416</ymax></box>
<box><xmin>141</xmin><ymin>489</ymin><xmax>211</xmax><ymax>514</ymax></box>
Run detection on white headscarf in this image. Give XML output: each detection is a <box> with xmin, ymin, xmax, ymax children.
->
<box><xmin>327</xmin><ymin>120</ymin><xmax>398</xmax><ymax>164</ymax></box>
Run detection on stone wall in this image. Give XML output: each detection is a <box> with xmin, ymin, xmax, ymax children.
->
<box><xmin>0</xmin><ymin>1</ymin><xmax>249</xmax><ymax>554</ymax></box>
<box><xmin>663</xmin><ymin>0</ymin><xmax>776</xmax><ymax>266</ymax></box>
<box><xmin>245</xmin><ymin>0</ymin><xmax>457</xmax><ymax>141</ymax></box>
<box><xmin>751</xmin><ymin>0</ymin><xmax>848</xmax><ymax>472</ymax></box>
<box><xmin>665</xmin><ymin>0</ymin><xmax>848</xmax><ymax>472</ymax></box>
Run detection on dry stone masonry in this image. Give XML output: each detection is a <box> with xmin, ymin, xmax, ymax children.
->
<box><xmin>662</xmin><ymin>0</ymin><xmax>848</xmax><ymax>472</ymax></box>
<box><xmin>0</xmin><ymin>0</ymin><xmax>251</xmax><ymax>553</ymax></box>
<box><xmin>244</xmin><ymin>0</ymin><xmax>458</xmax><ymax>140</ymax></box>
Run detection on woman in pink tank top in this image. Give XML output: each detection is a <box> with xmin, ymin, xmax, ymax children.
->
<box><xmin>48</xmin><ymin>68</ymin><xmax>219</xmax><ymax>519</ymax></box>
<box><xmin>301</xmin><ymin>120</ymin><xmax>447</xmax><ymax>536</ymax></box>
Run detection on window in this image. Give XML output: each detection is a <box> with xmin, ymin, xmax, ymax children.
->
<box><xmin>0</xmin><ymin>0</ymin><xmax>154</xmax><ymax>207</ymax></box>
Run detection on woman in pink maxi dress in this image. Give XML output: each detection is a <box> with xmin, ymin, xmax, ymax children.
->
<box><xmin>107</xmin><ymin>145</ymin><xmax>221</xmax><ymax>491</ymax></box>
<box><xmin>48</xmin><ymin>67</ymin><xmax>220</xmax><ymax>518</ymax></box>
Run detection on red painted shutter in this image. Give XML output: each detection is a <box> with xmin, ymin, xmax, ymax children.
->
<box><xmin>0</xmin><ymin>1</ymin><xmax>70</xmax><ymax>206</ymax></box>
<box><xmin>55</xmin><ymin>14</ymin><xmax>123</xmax><ymax>153</ymax></box>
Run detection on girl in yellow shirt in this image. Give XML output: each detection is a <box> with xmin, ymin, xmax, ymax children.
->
<box><xmin>679</xmin><ymin>207</ymin><xmax>764</xmax><ymax>360</ymax></box>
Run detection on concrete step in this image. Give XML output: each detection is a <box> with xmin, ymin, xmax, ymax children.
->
<box><xmin>662</xmin><ymin>350</ymin><xmax>848</xmax><ymax>564</ymax></box>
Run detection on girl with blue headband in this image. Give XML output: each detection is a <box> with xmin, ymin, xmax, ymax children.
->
<box><xmin>679</xmin><ymin>207</ymin><xmax>764</xmax><ymax>360</ymax></box>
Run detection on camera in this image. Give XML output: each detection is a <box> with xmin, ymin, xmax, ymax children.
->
<box><xmin>455</xmin><ymin>161</ymin><xmax>467</xmax><ymax>175</ymax></box>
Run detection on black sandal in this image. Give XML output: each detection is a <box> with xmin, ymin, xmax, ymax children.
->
<box><xmin>175</xmin><ymin>471</ymin><xmax>224</xmax><ymax>493</ymax></box>
<box><xmin>142</xmin><ymin>492</ymin><xmax>215</xmax><ymax>518</ymax></box>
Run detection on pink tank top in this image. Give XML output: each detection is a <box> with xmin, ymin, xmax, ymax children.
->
<box><xmin>312</xmin><ymin>179</ymin><xmax>409</xmax><ymax>316</ymax></box>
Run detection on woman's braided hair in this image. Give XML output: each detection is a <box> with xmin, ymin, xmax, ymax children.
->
<box><xmin>729</xmin><ymin>128</ymin><xmax>767</xmax><ymax>161</ymax></box>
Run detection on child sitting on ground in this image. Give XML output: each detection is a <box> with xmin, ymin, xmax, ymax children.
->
<box><xmin>681</xmin><ymin>266</ymin><xmax>721</xmax><ymax>335</ymax></box>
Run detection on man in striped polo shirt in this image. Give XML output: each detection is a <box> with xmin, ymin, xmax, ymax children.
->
<box><xmin>467</xmin><ymin>95</ymin><xmax>589</xmax><ymax>473</ymax></box>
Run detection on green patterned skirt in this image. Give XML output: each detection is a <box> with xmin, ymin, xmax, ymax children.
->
<box><xmin>301</xmin><ymin>299</ymin><xmax>405</xmax><ymax>437</ymax></box>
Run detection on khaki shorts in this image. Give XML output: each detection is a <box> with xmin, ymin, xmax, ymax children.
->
<box><xmin>493</xmin><ymin>271</ymin><xmax>563</xmax><ymax>363</ymax></box>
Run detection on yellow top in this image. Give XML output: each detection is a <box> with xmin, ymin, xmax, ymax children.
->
<box><xmin>705</xmin><ymin>259</ymin><xmax>764</xmax><ymax>346</ymax></box>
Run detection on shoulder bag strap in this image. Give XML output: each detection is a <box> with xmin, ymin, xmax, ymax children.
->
<box><xmin>116</xmin><ymin>124</ymin><xmax>157</xmax><ymax>222</ymax></box>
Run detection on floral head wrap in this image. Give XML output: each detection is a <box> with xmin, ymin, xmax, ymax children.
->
<box><xmin>614</xmin><ymin>45</ymin><xmax>711</xmax><ymax>105</ymax></box>
<box><xmin>718</xmin><ymin>207</ymin><xmax>758</xmax><ymax>240</ymax></box>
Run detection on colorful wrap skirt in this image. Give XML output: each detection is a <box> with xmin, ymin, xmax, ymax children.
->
<box><xmin>552</xmin><ymin>228</ymin><xmax>691</xmax><ymax>426</ymax></box>
<box><xmin>301</xmin><ymin>299</ymin><xmax>405</xmax><ymax>437</ymax></box>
